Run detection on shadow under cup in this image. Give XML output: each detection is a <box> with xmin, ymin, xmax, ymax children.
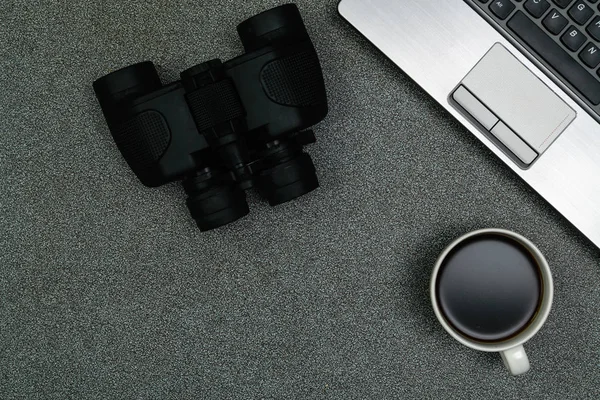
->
<box><xmin>434</xmin><ymin>232</ymin><xmax>546</xmax><ymax>344</ymax></box>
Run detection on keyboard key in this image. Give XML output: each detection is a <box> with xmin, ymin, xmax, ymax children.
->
<box><xmin>569</xmin><ymin>1</ymin><xmax>594</xmax><ymax>24</ymax></box>
<box><xmin>553</xmin><ymin>0</ymin><xmax>573</xmax><ymax>8</ymax></box>
<box><xmin>490</xmin><ymin>0</ymin><xmax>516</xmax><ymax>19</ymax></box>
<box><xmin>507</xmin><ymin>11</ymin><xmax>600</xmax><ymax>105</ymax></box>
<box><xmin>588</xmin><ymin>16</ymin><xmax>600</xmax><ymax>41</ymax></box>
<box><xmin>562</xmin><ymin>26</ymin><xmax>587</xmax><ymax>51</ymax></box>
<box><xmin>543</xmin><ymin>9</ymin><xmax>569</xmax><ymax>34</ymax></box>
<box><xmin>580</xmin><ymin>43</ymin><xmax>600</xmax><ymax>68</ymax></box>
<box><xmin>525</xmin><ymin>0</ymin><xmax>551</xmax><ymax>17</ymax></box>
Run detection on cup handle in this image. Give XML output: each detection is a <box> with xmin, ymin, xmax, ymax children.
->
<box><xmin>500</xmin><ymin>345</ymin><xmax>530</xmax><ymax>375</ymax></box>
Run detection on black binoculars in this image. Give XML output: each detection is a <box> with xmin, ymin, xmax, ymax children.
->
<box><xmin>93</xmin><ymin>4</ymin><xmax>328</xmax><ymax>231</ymax></box>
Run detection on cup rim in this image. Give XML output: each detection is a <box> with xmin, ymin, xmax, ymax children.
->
<box><xmin>430</xmin><ymin>228</ymin><xmax>554</xmax><ymax>352</ymax></box>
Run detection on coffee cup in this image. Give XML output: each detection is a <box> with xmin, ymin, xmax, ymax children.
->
<box><xmin>430</xmin><ymin>229</ymin><xmax>553</xmax><ymax>375</ymax></box>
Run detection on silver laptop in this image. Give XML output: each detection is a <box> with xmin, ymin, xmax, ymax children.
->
<box><xmin>339</xmin><ymin>0</ymin><xmax>600</xmax><ymax>248</ymax></box>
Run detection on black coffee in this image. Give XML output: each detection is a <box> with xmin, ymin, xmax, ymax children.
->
<box><xmin>436</xmin><ymin>234</ymin><xmax>542</xmax><ymax>342</ymax></box>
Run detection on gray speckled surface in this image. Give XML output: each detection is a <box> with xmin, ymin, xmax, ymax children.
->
<box><xmin>1</xmin><ymin>0</ymin><xmax>600</xmax><ymax>398</ymax></box>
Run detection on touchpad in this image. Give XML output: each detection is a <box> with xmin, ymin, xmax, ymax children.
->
<box><xmin>450</xmin><ymin>43</ymin><xmax>576</xmax><ymax>168</ymax></box>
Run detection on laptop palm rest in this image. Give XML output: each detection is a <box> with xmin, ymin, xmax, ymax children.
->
<box><xmin>449</xmin><ymin>43</ymin><xmax>576</xmax><ymax>169</ymax></box>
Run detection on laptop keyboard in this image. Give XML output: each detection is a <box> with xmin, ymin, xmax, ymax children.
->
<box><xmin>466</xmin><ymin>0</ymin><xmax>600</xmax><ymax>120</ymax></box>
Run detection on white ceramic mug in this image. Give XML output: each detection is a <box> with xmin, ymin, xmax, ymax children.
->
<box><xmin>430</xmin><ymin>229</ymin><xmax>554</xmax><ymax>375</ymax></box>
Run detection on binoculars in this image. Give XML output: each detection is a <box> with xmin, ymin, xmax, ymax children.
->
<box><xmin>93</xmin><ymin>4</ymin><xmax>328</xmax><ymax>231</ymax></box>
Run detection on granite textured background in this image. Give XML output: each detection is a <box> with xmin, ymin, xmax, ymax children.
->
<box><xmin>1</xmin><ymin>0</ymin><xmax>599</xmax><ymax>398</ymax></box>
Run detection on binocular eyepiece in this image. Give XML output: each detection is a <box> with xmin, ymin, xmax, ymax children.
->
<box><xmin>93</xmin><ymin>5</ymin><xmax>328</xmax><ymax>231</ymax></box>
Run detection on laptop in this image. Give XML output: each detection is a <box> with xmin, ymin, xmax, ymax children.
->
<box><xmin>339</xmin><ymin>0</ymin><xmax>600</xmax><ymax>248</ymax></box>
